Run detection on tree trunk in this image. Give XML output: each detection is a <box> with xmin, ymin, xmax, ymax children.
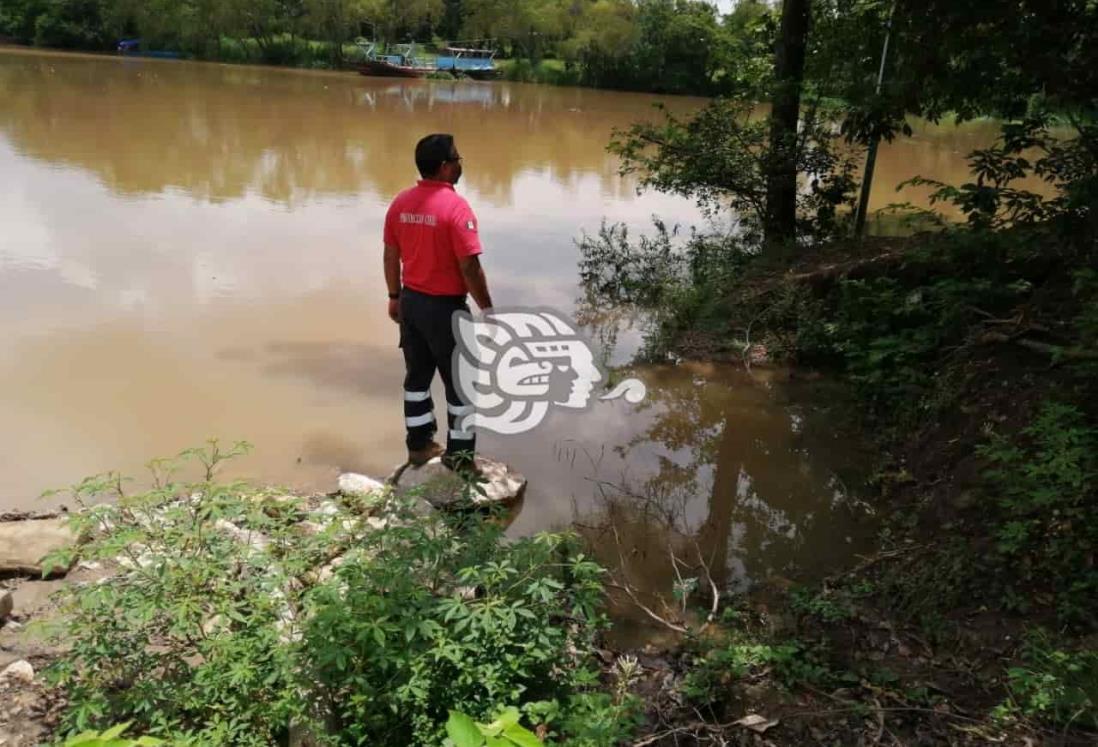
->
<box><xmin>764</xmin><ymin>0</ymin><xmax>811</xmax><ymax>250</ymax></box>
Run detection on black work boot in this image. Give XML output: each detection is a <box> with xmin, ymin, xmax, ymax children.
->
<box><xmin>408</xmin><ymin>440</ymin><xmax>444</xmax><ymax>466</ymax></box>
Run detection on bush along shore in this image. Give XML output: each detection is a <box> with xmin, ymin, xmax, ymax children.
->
<box><xmin>1</xmin><ymin>442</ymin><xmax>651</xmax><ymax>746</ymax></box>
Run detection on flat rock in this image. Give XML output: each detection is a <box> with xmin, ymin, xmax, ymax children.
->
<box><xmin>9</xmin><ymin>580</ymin><xmax>67</xmax><ymax>621</ymax></box>
<box><xmin>391</xmin><ymin>456</ymin><xmax>526</xmax><ymax>508</ymax></box>
<box><xmin>338</xmin><ymin>473</ymin><xmax>386</xmax><ymax>499</ymax></box>
<box><xmin>0</xmin><ymin>519</ymin><xmax>76</xmax><ymax>577</ymax></box>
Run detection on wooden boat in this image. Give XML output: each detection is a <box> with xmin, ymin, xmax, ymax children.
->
<box><xmin>435</xmin><ymin>41</ymin><xmax>501</xmax><ymax>80</ymax></box>
<box><xmin>355</xmin><ymin>41</ymin><xmax>434</xmax><ymax>79</ymax></box>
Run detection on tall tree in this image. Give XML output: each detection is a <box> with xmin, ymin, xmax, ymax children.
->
<box><xmin>763</xmin><ymin>0</ymin><xmax>810</xmax><ymax>248</ymax></box>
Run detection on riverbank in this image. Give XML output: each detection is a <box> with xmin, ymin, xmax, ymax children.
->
<box><xmin>577</xmin><ymin>221</ymin><xmax>1098</xmax><ymax>743</ymax></box>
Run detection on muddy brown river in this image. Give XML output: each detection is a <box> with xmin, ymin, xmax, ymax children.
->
<box><xmin>0</xmin><ymin>47</ymin><xmax>1009</xmax><ymax>606</ymax></box>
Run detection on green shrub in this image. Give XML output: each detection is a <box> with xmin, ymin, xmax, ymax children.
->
<box><xmin>445</xmin><ymin>708</ymin><xmax>541</xmax><ymax>747</ymax></box>
<box><xmin>43</xmin><ymin>442</ymin><xmax>620</xmax><ymax>745</ymax></box>
<box><xmin>994</xmin><ymin>629</ymin><xmax>1098</xmax><ymax>732</ymax></box>
<box><xmin>59</xmin><ymin>722</ymin><xmax>163</xmax><ymax>746</ymax></box>
<box><xmin>304</xmin><ymin>513</ymin><xmax>609</xmax><ymax>744</ymax></box>
<box><xmin>682</xmin><ymin>633</ymin><xmax>834</xmax><ymax>709</ymax></box>
<box><xmin>32</xmin><ymin>0</ymin><xmax>115</xmax><ymax>49</ymax></box>
<box><xmin>979</xmin><ymin>400</ymin><xmax>1098</xmax><ymax>626</ymax></box>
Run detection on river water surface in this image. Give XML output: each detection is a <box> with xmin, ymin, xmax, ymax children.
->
<box><xmin>0</xmin><ymin>48</ymin><xmax>1006</xmax><ymax>606</ymax></box>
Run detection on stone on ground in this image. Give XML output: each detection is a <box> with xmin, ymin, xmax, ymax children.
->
<box><xmin>0</xmin><ymin>660</ymin><xmax>33</xmax><ymax>684</ymax></box>
<box><xmin>7</xmin><ymin>581</ymin><xmax>65</xmax><ymax>621</ymax></box>
<box><xmin>391</xmin><ymin>456</ymin><xmax>526</xmax><ymax>508</ymax></box>
<box><xmin>0</xmin><ymin>519</ymin><xmax>76</xmax><ymax>577</ymax></box>
<box><xmin>0</xmin><ymin>591</ymin><xmax>11</xmax><ymax>622</ymax></box>
<box><xmin>338</xmin><ymin>472</ymin><xmax>386</xmax><ymax>499</ymax></box>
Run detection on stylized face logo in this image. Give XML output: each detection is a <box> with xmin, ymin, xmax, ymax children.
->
<box><xmin>452</xmin><ymin>309</ymin><xmax>646</xmax><ymax>435</ymax></box>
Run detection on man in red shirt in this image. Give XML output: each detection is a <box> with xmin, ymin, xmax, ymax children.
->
<box><xmin>383</xmin><ymin>134</ymin><xmax>494</xmax><ymax>468</ymax></box>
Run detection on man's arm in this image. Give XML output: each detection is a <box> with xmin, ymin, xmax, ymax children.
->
<box><xmin>384</xmin><ymin>242</ymin><xmax>401</xmax><ymax>322</ymax></box>
<box><xmin>458</xmin><ymin>255</ymin><xmax>493</xmax><ymax>311</ymax></box>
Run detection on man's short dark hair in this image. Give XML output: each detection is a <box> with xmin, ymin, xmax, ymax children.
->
<box><xmin>415</xmin><ymin>133</ymin><xmax>456</xmax><ymax>178</ymax></box>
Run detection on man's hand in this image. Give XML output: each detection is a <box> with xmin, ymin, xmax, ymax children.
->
<box><xmin>383</xmin><ymin>242</ymin><xmax>402</xmax><ymax>323</ymax></box>
<box><xmin>458</xmin><ymin>255</ymin><xmax>494</xmax><ymax>311</ymax></box>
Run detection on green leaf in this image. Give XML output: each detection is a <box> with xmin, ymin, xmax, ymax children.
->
<box><xmin>446</xmin><ymin>711</ymin><xmax>484</xmax><ymax>747</ymax></box>
<box><xmin>495</xmin><ymin>707</ymin><xmax>521</xmax><ymax>728</ymax></box>
<box><xmin>99</xmin><ymin>723</ymin><xmax>132</xmax><ymax>740</ymax></box>
<box><xmin>502</xmin><ymin>723</ymin><xmax>543</xmax><ymax>747</ymax></box>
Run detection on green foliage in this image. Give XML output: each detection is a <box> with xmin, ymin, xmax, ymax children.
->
<box><xmin>31</xmin><ymin>0</ymin><xmax>117</xmax><ymax>49</ymax></box>
<box><xmin>44</xmin><ymin>442</ymin><xmax>619</xmax><ymax>746</ymax></box>
<box><xmin>610</xmin><ymin>95</ymin><xmax>859</xmax><ymax>246</ymax></box>
<box><xmin>682</xmin><ymin>634</ymin><xmax>833</xmax><ymax>708</ymax></box>
<box><xmin>904</xmin><ymin>118</ymin><xmax>1098</xmax><ymax>243</ymax></box>
<box><xmin>526</xmin><ymin>691</ymin><xmax>642</xmax><ymax>747</ymax></box>
<box><xmin>994</xmin><ymin>629</ymin><xmax>1098</xmax><ymax>732</ymax></box>
<box><xmin>578</xmin><ymin>220</ymin><xmax>752</xmax><ymax>358</ymax></box>
<box><xmin>573</xmin><ymin>0</ymin><xmax>766</xmax><ymax>96</ymax></box>
<box><xmin>979</xmin><ymin>401</ymin><xmax>1098</xmax><ymax>627</ymax></box>
<box><xmin>444</xmin><ymin>707</ymin><xmax>541</xmax><ymax>747</ymax></box>
<box><xmin>59</xmin><ymin>723</ymin><xmax>164</xmax><ymax>747</ymax></box>
<box><xmin>44</xmin><ymin>441</ymin><xmax>311</xmax><ymax>744</ymax></box>
<box><xmin>305</xmin><ymin>515</ymin><xmax>609</xmax><ymax>744</ymax></box>
<box><xmin>789</xmin><ymin>586</ymin><xmax>855</xmax><ymax>623</ymax></box>
<box><xmin>7</xmin><ymin>0</ymin><xmax>775</xmax><ymax>96</ymax></box>
<box><xmin>497</xmin><ymin>58</ymin><xmax>581</xmax><ymax>86</ymax></box>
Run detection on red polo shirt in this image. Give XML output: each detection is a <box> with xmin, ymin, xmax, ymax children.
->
<box><xmin>384</xmin><ymin>180</ymin><xmax>483</xmax><ymax>296</ymax></box>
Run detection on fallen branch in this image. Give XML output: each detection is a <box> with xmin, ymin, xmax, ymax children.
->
<box><xmin>608</xmin><ymin>525</ymin><xmax>690</xmax><ymax>635</ymax></box>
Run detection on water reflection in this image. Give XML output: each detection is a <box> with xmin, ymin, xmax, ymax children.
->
<box><xmin>0</xmin><ymin>48</ymin><xmax>696</xmax><ymax>208</ymax></box>
<box><xmin>569</xmin><ymin>364</ymin><xmax>874</xmax><ymax>640</ymax></box>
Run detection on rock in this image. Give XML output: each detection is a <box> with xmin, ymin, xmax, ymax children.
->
<box><xmin>338</xmin><ymin>473</ymin><xmax>385</xmax><ymax>499</ymax></box>
<box><xmin>0</xmin><ymin>591</ymin><xmax>12</xmax><ymax>622</ymax></box>
<box><xmin>0</xmin><ymin>518</ymin><xmax>76</xmax><ymax>577</ymax></box>
<box><xmin>0</xmin><ymin>660</ymin><xmax>33</xmax><ymax>684</ymax></box>
<box><xmin>391</xmin><ymin>456</ymin><xmax>526</xmax><ymax>508</ymax></box>
<box><xmin>214</xmin><ymin>519</ymin><xmax>270</xmax><ymax>553</ymax></box>
<box><xmin>9</xmin><ymin>580</ymin><xmax>67</xmax><ymax>621</ymax></box>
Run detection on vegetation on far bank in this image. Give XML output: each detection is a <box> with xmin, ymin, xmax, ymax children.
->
<box><xmin>0</xmin><ymin>0</ymin><xmax>771</xmax><ymax>95</ymax></box>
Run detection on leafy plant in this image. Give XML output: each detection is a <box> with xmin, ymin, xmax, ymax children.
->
<box><xmin>445</xmin><ymin>707</ymin><xmax>542</xmax><ymax>747</ymax></box>
<box><xmin>305</xmin><ymin>515</ymin><xmax>609</xmax><ymax>744</ymax></box>
<box><xmin>609</xmin><ymin>95</ymin><xmax>858</xmax><ymax>247</ymax></box>
<box><xmin>979</xmin><ymin>401</ymin><xmax>1098</xmax><ymax>627</ymax></box>
<box><xmin>994</xmin><ymin>629</ymin><xmax>1098</xmax><ymax>732</ymax></box>
<box><xmin>682</xmin><ymin>634</ymin><xmax>833</xmax><ymax>708</ymax></box>
<box><xmin>59</xmin><ymin>723</ymin><xmax>164</xmax><ymax>747</ymax></box>
<box><xmin>43</xmin><ymin>442</ymin><xmax>620</xmax><ymax>746</ymax></box>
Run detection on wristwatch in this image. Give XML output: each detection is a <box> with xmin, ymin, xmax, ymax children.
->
<box><xmin>388</xmin><ymin>291</ymin><xmax>401</xmax><ymax>300</ymax></box>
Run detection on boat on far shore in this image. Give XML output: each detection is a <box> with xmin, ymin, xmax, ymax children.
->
<box><xmin>354</xmin><ymin>39</ymin><xmax>501</xmax><ymax>80</ymax></box>
<box><xmin>434</xmin><ymin>41</ymin><xmax>501</xmax><ymax>80</ymax></box>
<box><xmin>117</xmin><ymin>39</ymin><xmax>183</xmax><ymax>59</ymax></box>
<box><xmin>354</xmin><ymin>41</ymin><xmax>434</xmax><ymax>78</ymax></box>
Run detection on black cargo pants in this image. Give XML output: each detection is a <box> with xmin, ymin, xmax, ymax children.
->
<box><xmin>399</xmin><ymin>287</ymin><xmax>475</xmax><ymax>458</ymax></box>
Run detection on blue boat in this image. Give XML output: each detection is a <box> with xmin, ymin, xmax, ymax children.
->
<box><xmin>435</xmin><ymin>42</ymin><xmax>501</xmax><ymax>80</ymax></box>
<box><xmin>117</xmin><ymin>39</ymin><xmax>183</xmax><ymax>59</ymax></box>
<box><xmin>354</xmin><ymin>40</ymin><xmax>435</xmax><ymax>78</ymax></box>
